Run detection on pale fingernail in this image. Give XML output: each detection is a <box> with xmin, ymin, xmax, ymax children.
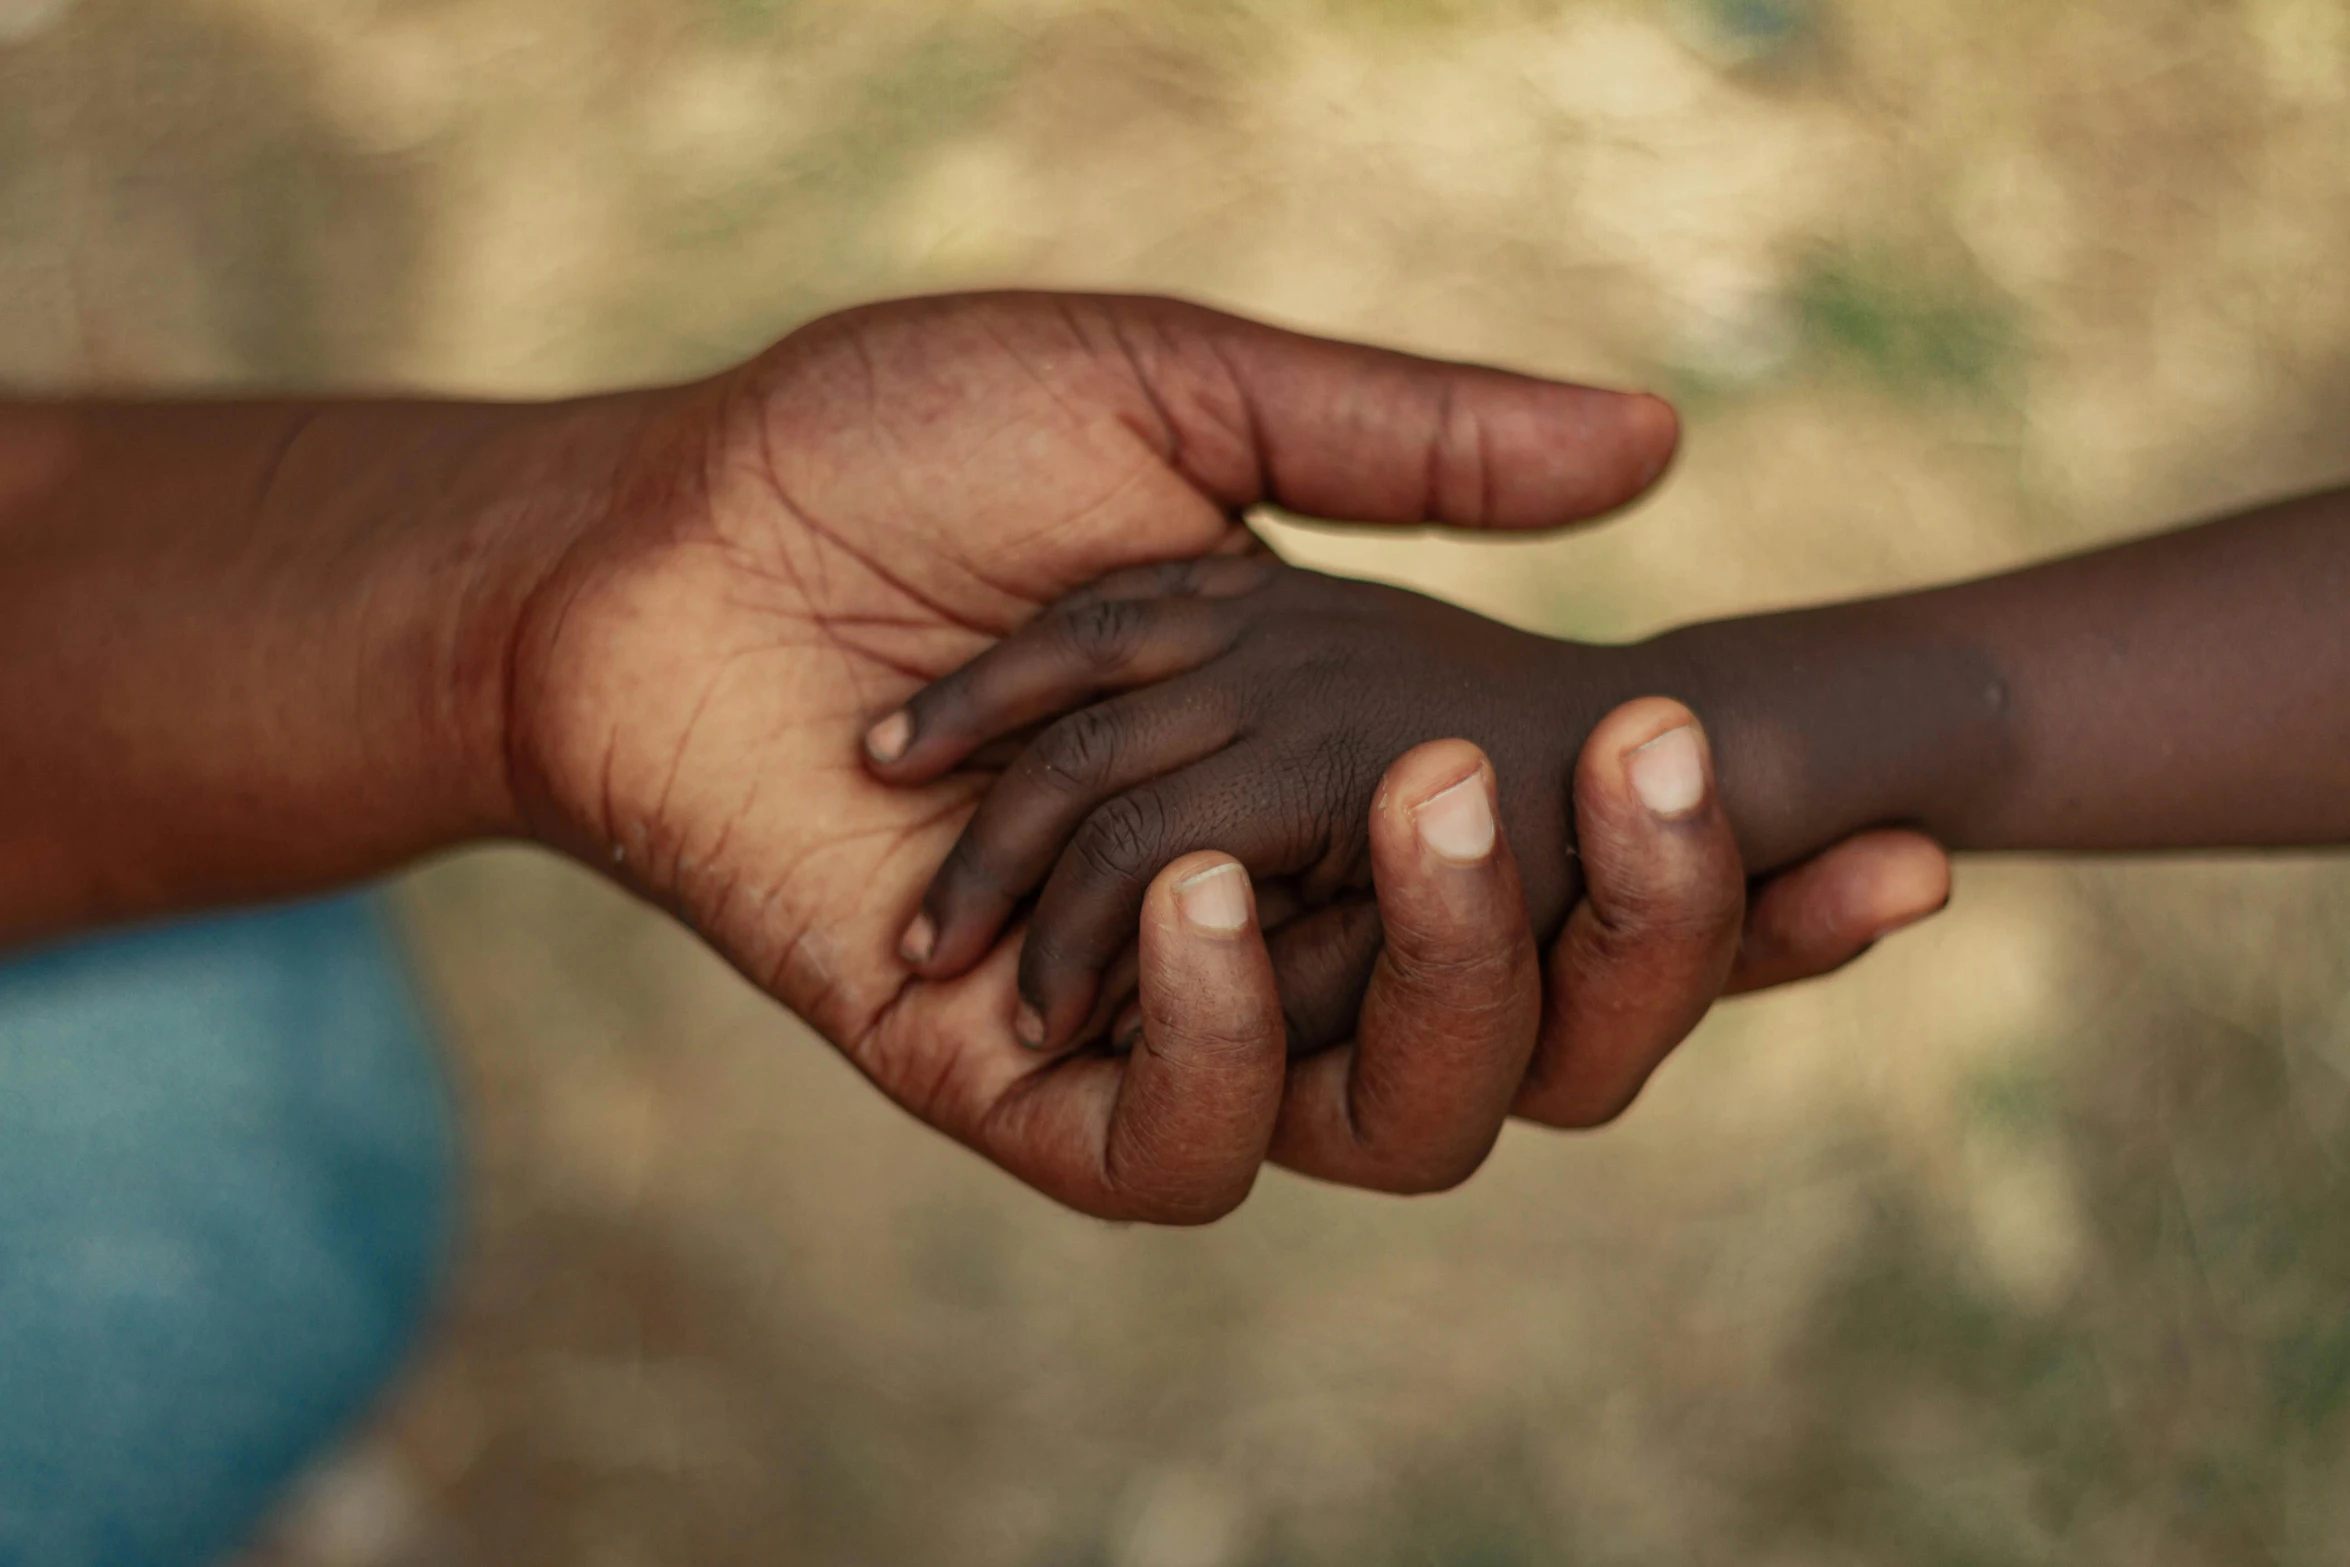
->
<box><xmin>1174</xmin><ymin>861</ymin><xmax>1251</xmax><ymax>934</ymax></box>
<box><xmin>1014</xmin><ymin>1003</ymin><xmax>1047</xmax><ymax>1050</ymax></box>
<box><xmin>864</xmin><ymin>710</ymin><xmax>913</xmax><ymax>764</ymax></box>
<box><xmin>1412</xmin><ymin>772</ymin><xmax>1496</xmax><ymax>865</ymax></box>
<box><xmin>1628</xmin><ymin>725</ymin><xmax>1706</xmax><ymax>819</ymax></box>
<box><xmin>899</xmin><ymin>912</ymin><xmax>936</xmax><ymax>967</ymax></box>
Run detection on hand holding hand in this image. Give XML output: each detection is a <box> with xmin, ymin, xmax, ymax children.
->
<box><xmin>500</xmin><ymin>292</ymin><xmax>1681</xmax><ymax>1217</ymax></box>
<box><xmin>1116</xmin><ymin>714</ymin><xmax>1951</xmax><ymax>1196</ymax></box>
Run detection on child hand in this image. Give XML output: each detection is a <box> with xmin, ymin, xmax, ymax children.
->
<box><xmin>864</xmin><ymin>555</ymin><xmax>1645</xmax><ymax>1055</ymax></box>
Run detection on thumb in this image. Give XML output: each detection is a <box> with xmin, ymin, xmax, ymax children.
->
<box><xmin>1091</xmin><ymin>296</ymin><xmax>1680</xmax><ymax>531</ymax></box>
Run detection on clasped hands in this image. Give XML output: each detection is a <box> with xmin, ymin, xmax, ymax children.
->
<box><xmin>505</xmin><ymin>292</ymin><xmax>1948</xmax><ymax>1221</ymax></box>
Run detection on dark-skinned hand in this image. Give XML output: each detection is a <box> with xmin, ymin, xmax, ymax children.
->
<box><xmin>869</xmin><ymin>555</ymin><xmax>1691</xmax><ymax>1056</ymax></box>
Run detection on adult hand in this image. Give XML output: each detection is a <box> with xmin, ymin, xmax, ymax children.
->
<box><xmin>1141</xmin><ymin>704</ymin><xmax>1952</xmax><ymax>1197</ymax></box>
<box><xmin>503</xmin><ymin>292</ymin><xmax>1680</xmax><ymax>1220</ymax></box>
<box><xmin>0</xmin><ymin>288</ymin><xmax>1939</xmax><ymax>1222</ymax></box>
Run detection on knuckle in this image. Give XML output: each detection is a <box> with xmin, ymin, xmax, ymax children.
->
<box><xmin>1584</xmin><ymin>833</ymin><xmax>1748</xmax><ymax>941</ymax></box>
<box><xmin>1518</xmin><ymin>1053</ymin><xmax>1654</xmax><ymax>1132</ymax></box>
<box><xmin>1549</xmin><ymin>1084</ymin><xmax>1645</xmax><ymax>1131</ymax></box>
<box><xmin>1074</xmin><ymin>791</ymin><xmax>1167</xmax><ymax>886</ymax></box>
<box><xmin>1596</xmin><ymin>879</ymin><xmax>1746</xmax><ymax>952</ymax></box>
<box><xmin>1383</xmin><ymin>938</ymin><xmax>1535</xmax><ymax>1014</ymax></box>
<box><xmin>1099</xmin><ymin>1145</ymin><xmax>1250</xmax><ymax>1227</ymax></box>
<box><xmin>1031</xmin><ymin>707</ymin><xmax>1121</xmax><ymax>793</ymax></box>
<box><xmin>1055</xmin><ymin>596</ymin><xmax>1147</xmax><ymax>669</ymax></box>
<box><xmin>1322</xmin><ymin>1102</ymin><xmax>1499</xmax><ymax>1191</ymax></box>
<box><xmin>1361</xmin><ymin>1146</ymin><xmax>1488</xmax><ymax>1197</ymax></box>
<box><xmin>1412</xmin><ymin>1157</ymin><xmax>1485</xmax><ymax>1195</ymax></box>
<box><xmin>1142</xmin><ymin>1009</ymin><xmax>1281</xmax><ymax>1070</ymax></box>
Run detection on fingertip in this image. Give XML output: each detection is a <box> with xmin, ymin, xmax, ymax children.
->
<box><xmin>906</xmin><ymin>876</ymin><xmax>1017</xmax><ymax>980</ymax></box>
<box><xmin>898</xmin><ymin>910</ymin><xmax>937</xmax><ymax>968</ymax></box>
<box><xmin>1361</xmin><ymin>742</ymin><xmax>1528</xmax><ymax>1003</ymax></box>
<box><xmin>1728</xmin><ymin>831</ymin><xmax>1951</xmax><ymax>996</ymax></box>
<box><xmin>1626</xmin><ymin>724</ymin><xmax>1709</xmax><ymax>821</ymax></box>
<box><xmin>864</xmin><ymin>708</ymin><xmax>913</xmax><ymax>767</ymax></box>
<box><xmin>1412</xmin><ymin>769</ymin><xmax>1498</xmax><ymax>865</ymax></box>
<box><xmin>1579</xmin><ymin>697</ymin><xmax>1714</xmax><ymax>824</ymax></box>
<box><xmin>1626</xmin><ymin>392</ymin><xmax>1681</xmax><ymax>491</ymax></box>
<box><xmin>1156</xmin><ymin>851</ymin><xmax>1256</xmax><ymax>938</ymax></box>
<box><xmin>1847</xmin><ymin>832</ymin><xmax>1954</xmax><ymax>938</ymax></box>
<box><xmin>1562</xmin><ymin>696</ymin><xmax>1744</xmax><ymax>995</ymax></box>
<box><xmin>864</xmin><ymin>703</ymin><xmax>958</xmax><ymax>783</ymax></box>
<box><xmin>1130</xmin><ymin>847</ymin><xmax>1287</xmax><ymax>1119</ymax></box>
<box><xmin>1374</xmin><ymin>739</ymin><xmax>1493</xmax><ymax>835</ymax></box>
<box><xmin>1019</xmin><ymin>900</ymin><xmax>1140</xmax><ymax>1053</ymax></box>
<box><xmin>1041</xmin><ymin>858</ymin><xmax>1248</xmax><ymax>1045</ymax></box>
<box><xmin>1585</xmin><ymin>696</ymin><xmax>1703</xmax><ymax>770</ymax></box>
<box><xmin>1368</xmin><ymin>742</ymin><xmax>1512</xmax><ymax>932</ymax></box>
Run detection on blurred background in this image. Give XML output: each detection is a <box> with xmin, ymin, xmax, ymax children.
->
<box><xmin>7</xmin><ymin>0</ymin><xmax>2350</xmax><ymax>1561</ymax></box>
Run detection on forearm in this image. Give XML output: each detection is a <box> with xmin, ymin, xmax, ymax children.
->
<box><xmin>1648</xmin><ymin>487</ymin><xmax>2350</xmax><ymax>867</ymax></box>
<box><xmin>0</xmin><ymin>395</ymin><xmax>630</xmax><ymax>947</ymax></box>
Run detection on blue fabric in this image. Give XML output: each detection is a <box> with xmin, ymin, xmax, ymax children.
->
<box><xmin>0</xmin><ymin>897</ymin><xmax>456</xmax><ymax>1567</ymax></box>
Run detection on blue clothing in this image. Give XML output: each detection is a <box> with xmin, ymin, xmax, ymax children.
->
<box><xmin>0</xmin><ymin>898</ymin><xmax>456</xmax><ymax>1567</ymax></box>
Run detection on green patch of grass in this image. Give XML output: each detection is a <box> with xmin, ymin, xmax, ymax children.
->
<box><xmin>705</xmin><ymin>0</ymin><xmax>798</xmax><ymax>39</ymax></box>
<box><xmin>2269</xmin><ymin>1318</ymin><xmax>2350</xmax><ymax>1433</ymax></box>
<box><xmin>776</xmin><ymin>17</ymin><xmax>1031</xmax><ymax>219</ymax></box>
<box><xmin>1967</xmin><ymin>1060</ymin><xmax>2066</xmax><ymax>1140</ymax></box>
<box><xmin>1682</xmin><ymin>0</ymin><xmax>1825</xmax><ymax>69</ymax></box>
<box><xmin>1790</xmin><ymin>244</ymin><xmax>2020</xmax><ymax>401</ymax></box>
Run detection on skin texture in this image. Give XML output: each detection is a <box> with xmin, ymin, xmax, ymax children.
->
<box><xmin>877</xmin><ymin>492</ymin><xmax>2350</xmax><ymax>1059</ymax></box>
<box><xmin>873</xmin><ymin>556</ymin><xmax>1633</xmax><ymax>1052</ymax></box>
<box><xmin>0</xmin><ymin>291</ymin><xmax>1952</xmax><ymax>1220</ymax></box>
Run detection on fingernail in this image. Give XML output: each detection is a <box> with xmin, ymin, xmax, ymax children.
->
<box><xmin>1014</xmin><ymin>1003</ymin><xmax>1047</xmax><ymax>1050</ymax></box>
<box><xmin>1628</xmin><ymin>725</ymin><xmax>1706</xmax><ymax>819</ymax></box>
<box><xmin>1412</xmin><ymin>771</ymin><xmax>1496</xmax><ymax>865</ymax></box>
<box><xmin>899</xmin><ymin>912</ymin><xmax>936</xmax><ymax>967</ymax></box>
<box><xmin>864</xmin><ymin>710</ymin><xmax>913</xmax><ymax>764</ymax></box>
<box><xmin>1174</xmin><ymin>861</ymin><xmax>1251</xmax><ymax>934</ymax></box>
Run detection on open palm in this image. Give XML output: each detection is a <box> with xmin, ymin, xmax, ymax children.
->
<box><xmin>505</xmin><ymin>293</ymin><xmax>1675</xmax><ymax>1215</ymax></box>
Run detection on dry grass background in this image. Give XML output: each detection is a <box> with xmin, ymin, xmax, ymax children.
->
<box><xmin>6</xmin><ymin>0</ymin><xmax>2350</xmax><ymax>1561</ymax></box>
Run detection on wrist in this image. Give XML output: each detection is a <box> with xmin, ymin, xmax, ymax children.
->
<box><xmin>1625</xmin><ymin>618</ymin><xmax>1823</xmax><ymax>868</ymax></box>
<box><xmin>1634</xmin><ymin>607</ymin><xmax>2014</xmax><ymax>870</ymax></box>
<box><xmin>343</xmin><ymin>390</ymin><xmax>671</xmax><ymax>845</ymax></box>
<box><xmin>0</xmin><ymin>390</ymin><xmax>670</xmax><ymax>942</ymax></box>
